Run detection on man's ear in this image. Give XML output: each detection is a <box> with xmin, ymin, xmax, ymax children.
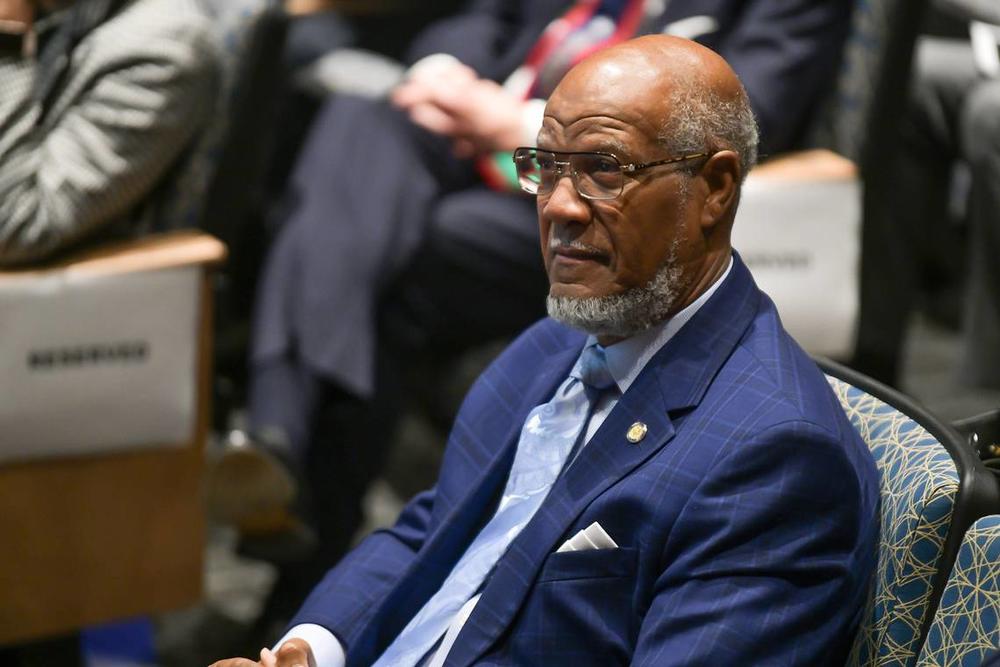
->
<box><xmin>698</xmin><ymin>150</ymin><xmax>740</xmax><ymax>230</ymax></box>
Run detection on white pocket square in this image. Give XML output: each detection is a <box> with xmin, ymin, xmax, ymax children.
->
<box><xmin>556</xmin><ymin>521</ymin><xmax>619</xmax><ymax>552</ymax></box>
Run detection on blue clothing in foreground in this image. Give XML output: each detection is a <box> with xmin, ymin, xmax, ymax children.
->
<box><xmin>290</xmin><ymin>254</ymin><xmax>881</xmax><ymax>666</ymax></box>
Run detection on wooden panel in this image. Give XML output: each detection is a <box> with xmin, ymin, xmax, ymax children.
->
<box><xmin>0</xmin><ymin>269</ymin><xmax>216</xmax><ymax>645</ymax></box>
<box><xmin>0</xmin><ymin>230</ymin><xmax>227</xmax><ymax>282</ymax></box>
<box><xmin>751</xmin><ymin>149</ymin><xmax>857</xmax><ymax>182</ymax></box>
<box><xmin>287</xmin><ymin>0</ymin><xmax>409</xmax><ymax>16</ymax></box>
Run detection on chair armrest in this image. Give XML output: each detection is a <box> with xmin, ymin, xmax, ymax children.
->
<box><xmin>288</xmin><ymin>0</ymin><xmax>407</xmax><ymax>15</ymax></box>
<box><xmin>0</xmin><ymin>230</ymin><xmax>227</xmax><ymax>464</ymax></box>
<box><xmin>734</xmin><ymin>149</ymin><xmax>861</xmax><ymax>358</ymax></box>
<box><xmin>749</xmin><ymin>149</ymin><xmax>857</xmax><ymax>183</ymax></box>
<box><xmin>0</xmin><ymin>230</ymin><xmax>227</xmax><ymax>282</ymax></box>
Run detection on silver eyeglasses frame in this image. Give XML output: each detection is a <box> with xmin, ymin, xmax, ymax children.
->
<box><xmin>512</xmin><ymin>147</ymin><xmax>712</xmax><ymax>200</ymax></box>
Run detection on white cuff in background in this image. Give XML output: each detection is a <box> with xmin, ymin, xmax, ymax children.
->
<box><xmin>970</xmin><ymin>21</ymin><xmax>1000</xmax><ymax>77</ymax></box>
<box><xmin>275</xmin><ymin>623</ymin><xmax>346</xmax><ymax>667</ymax></box>
<box><xmin>521</xmin><ymin>98</ymin><xmax>546</xmax><ymax>146</ymax></box>
<box><xmin>404</xmin><ymin>56</ymin><xmax>544</xmax><ymax>148</ymax></box>
<box><xmin>405</xmin><ymin>52</ymin><xmax>463</xmax><ymax>80</ymax></box>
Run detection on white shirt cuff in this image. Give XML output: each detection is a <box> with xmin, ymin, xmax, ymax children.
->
<box><xmin>404</xmin><ymin>52</ymin><xmax>463</xmax><ymax>80</ymax></box>
<box><xmin>971</xmin><ymin>21</ymin><xmax>1000</xmax><ymax>77</ymax></box>
<box><xmin>521</xmin><ymin>98</ymin><xmax>546</xmax><ymax>146</ymax></box>
<box><xmin>275</xmin><ymin>623</ymin><xmax>346</xmax><ymax>667</ymax></box>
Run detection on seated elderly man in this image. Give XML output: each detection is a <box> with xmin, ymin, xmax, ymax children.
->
<box><xmin>234</xmin><ymin>0</ymin><xmax>853</xmax><ymax>634</ymax></box>
<box><xmin>215</xmin><ymin>35</ymin><xmax>879</xmax><ymax>667</ymax></box>
<box><xmin>0</xmin><ymin>0</ymin><xmax>217</xmax><ymax>266</ymax></box>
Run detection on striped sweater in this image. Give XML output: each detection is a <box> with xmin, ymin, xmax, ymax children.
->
<box><xmin>0</xmin><ymin>0</ymin><xmax>219</xmax><ymax>266</ymax></box>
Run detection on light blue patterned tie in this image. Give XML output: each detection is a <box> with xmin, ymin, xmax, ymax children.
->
<box><xmin>371</xmin><ymin>344</ymin><xmax>616</xmax><ymax>667</ymax></box>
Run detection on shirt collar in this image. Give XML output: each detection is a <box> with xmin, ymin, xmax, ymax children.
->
<box><xmin>590</xmin><ymin>254</ymin><xmax>734</xmax><ymax>395</ymax></box>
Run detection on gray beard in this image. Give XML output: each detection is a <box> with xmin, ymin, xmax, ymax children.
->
<box><xmin>546</xmin><ymin>245</ymin><xmax>686</xmax><ymax>339</ymax></box>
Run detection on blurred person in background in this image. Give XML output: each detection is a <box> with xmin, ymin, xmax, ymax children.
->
<box><xmin>234</xmin><ymin>0</ymin><xmax>855</xmax><ymax>637</ymax></box>
<box><xmin>0</xmin><ymin>0</ymin><xmax>218</xmax><ymax>267</ymax></box>
<box><xmin>853</xmin><ymin>0</ymin><xmax>1000</xmax><ymax>390</ymax></box>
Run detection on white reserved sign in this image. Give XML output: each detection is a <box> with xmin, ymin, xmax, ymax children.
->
<box><xmin>733</xmin><ymin>175</ymin><xmax>861</xmax><ymax>358</ymax></box>
<box><xmin>0</xmin><ymin>266</ymin><xmax>199</xmax><ymax>463</ymax></box>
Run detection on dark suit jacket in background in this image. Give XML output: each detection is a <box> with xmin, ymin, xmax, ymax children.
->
<box><xmin>289</xmin><ymin>255</ymin><xmax>881</xmax><ymax>666</ymax></box>
<box><xmin>405</xmin><ymin>0</ymin><xmax>853</xmax><ymax>156</ymax></box>
<box><xmin>252</xmin><ymin>0</ymin><xmax>855</xmax><ymax>399</ymax></box>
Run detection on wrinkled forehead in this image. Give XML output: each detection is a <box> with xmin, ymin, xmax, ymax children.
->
<box><xmin>539</xmin><ymin>58</ymin><xmax>673</xmax><ymax>153</ymax></box>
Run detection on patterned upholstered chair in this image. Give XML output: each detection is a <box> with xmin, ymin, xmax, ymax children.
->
<box><xmin>916</xmin><ymin>515</ymin><xmax>1000</xmax><ymax>666</ymax></box>
<box><xmin>819</xmin><ymin>359</ymin><xmax>999</xmax><ymax>667</ymax></box>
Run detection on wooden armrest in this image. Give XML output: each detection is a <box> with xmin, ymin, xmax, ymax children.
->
<box><xmin>286</xmin><ymin>0</ymin><xmax>408</xmax><ymax>16</ymax></box>
<box><xmin>0</xmin><ymin>230</ymin><xmax>227</xmax><ymax>283</ymax></box>
<box><xmin>749</xmin><ymin>149</ymin><xmax>857</xmax><ymax>182</ymax></box>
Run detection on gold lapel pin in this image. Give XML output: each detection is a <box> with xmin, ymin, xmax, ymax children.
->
<box><xmin>626</xmin><ymin>421</ymin><xmax>647</xmax><ymax>444</ymax></box>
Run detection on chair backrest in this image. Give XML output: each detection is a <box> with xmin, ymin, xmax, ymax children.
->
<box><xmin>916</xmin><ymin>514</ymin><xmax>1000</xmax><ymax>666</ymax></box>
<box><xmin>820</xmin><ymin>359</ymin><xmax>998</xmax><ymax>667</ymax></box>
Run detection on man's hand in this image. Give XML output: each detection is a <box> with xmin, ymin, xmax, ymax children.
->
<box><xmin>392</xmin><ymin>60</ymin><xmax>526</xmax><ymax>158</ymax></box>
<box><xmin>209</xmin><ymin>639</ymin><xmax>316</xmax><ymax>667</ymax></box>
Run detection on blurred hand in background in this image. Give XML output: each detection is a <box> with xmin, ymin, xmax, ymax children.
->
<box><xmin>0</xmin><ymin>0</ymin><xmax>33</xmax><ymax>24</ymax></box>
<box><xmin>392</xmin><ymin>56</ymin><xmax>526</xmax><ymax>158</ymax></box>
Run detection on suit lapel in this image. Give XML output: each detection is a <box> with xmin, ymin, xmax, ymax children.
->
<box><xmin>359</xmin><ymin>338</ymin><xmax>585</xmax><ymax>661</ymax></box>
<box><xmin>444</xmin><ymin>362</ymin><xmax>677</xmax><ymax>667</ymax></box>
<box><xmin>446</xmin><ymin>254</ymin><xmax>762</xmax><ymax>666</ymax></box>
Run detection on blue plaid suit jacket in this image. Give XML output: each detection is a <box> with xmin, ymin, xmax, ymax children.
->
<box><xmin>292</xmin><ymin>255</ymin><xmax>880</xmax><ymax>666</ymax></box>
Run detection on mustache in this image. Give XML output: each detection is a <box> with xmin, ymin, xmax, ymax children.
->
<box><xmin>548</xmin><ymin>236</ymin><xmax>604</xmax><ymax>255</ymax></box>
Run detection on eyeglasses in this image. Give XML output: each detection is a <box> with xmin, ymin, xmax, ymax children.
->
<box><xmin>512</xmin><ymin>147</ymin><xmax>711</xmax><ymax>200</ymax></box>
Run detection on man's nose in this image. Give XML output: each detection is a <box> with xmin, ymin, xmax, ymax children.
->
<box><xmin>541</xmin><ymin>174</ymin><xmax>590</xmax><ymax>225</ymax></box>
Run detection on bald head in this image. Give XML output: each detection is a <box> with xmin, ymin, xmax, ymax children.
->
<box><xmin>549</xmin><ymin>35</ymin><xmax>758</xmax><ymax>180</ymax></box>
<box><xmin>558</xmin><ymin>34</ymin><xmax>736</xmax><ymax>103</ymax></box>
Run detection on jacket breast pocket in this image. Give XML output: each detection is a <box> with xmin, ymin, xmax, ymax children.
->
<box><xmin>536</xmin><ymin>546</ymin><xmax>638</xmax><ymax>583</ymax></box>
<box><xmin>503</xmin><ymin>547</ymin><xmax>640</xmax><ymax>665</ymax></box>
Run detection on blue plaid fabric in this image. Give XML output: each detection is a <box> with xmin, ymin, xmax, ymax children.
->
<box><xmin>372</xmin><ymin>345</ymin><xmax>614</xmax><ymax>666</ymax></box>
<box><xmin>290</xmin><ymin>254</ymin><xmax>880</xmax><ymax>666</ymax></box>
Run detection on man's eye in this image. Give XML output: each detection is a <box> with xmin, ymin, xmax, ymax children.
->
<box><xmin>537</xmin><ymin>156</ymin><xmax>556</xmax><ymax>170</ymax></box>
<box><xmin>592</xmin><ymin>158</ymin><xmax>618</xmax><ymax>173</ymax></box>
